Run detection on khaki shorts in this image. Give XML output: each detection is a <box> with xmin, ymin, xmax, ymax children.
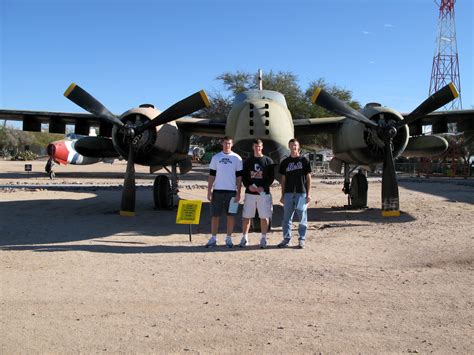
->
<box><xmin>242</xmin><ymin>193</ymin><xmax>273</xmax><ymax>219</ymax></box>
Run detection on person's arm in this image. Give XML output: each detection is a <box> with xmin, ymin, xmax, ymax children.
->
<box><xmin>207</xmin><ymin>173</ymin><xmax>216</xmax><ymax>201</ymax></box>
<box><xmin>235</xmin><ymin>157</ymin><xmax>243</xmax><ymax>202</ymax></box>
<box><xmin>242</xmin><ymin>161</ymin><xmax>250</xmax><ymax>188</ymax></box>
<box><xmin>279</xmin><ymin>175</ymin><xmax>286</xmax><ymax>204</ymax></box>
<box><xmin>263</xmin><ymin>163</ymin><xmax>275</xmax><ymax>192</ymax></box>
<box><xmin>235</xmin><ymin>175</ymin><xmax>242</xmax><ymax>203</ymax></box>
<box><xmin>305</xmin><ymin>173</ymin><xmax>312</xmax><ymax>204</ymax></box>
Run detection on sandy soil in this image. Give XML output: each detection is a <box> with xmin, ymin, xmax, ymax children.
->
<box><xmin>1</xmin><ymin>160</ymin><xmax>473</xmax><ymax>353</ymax></box>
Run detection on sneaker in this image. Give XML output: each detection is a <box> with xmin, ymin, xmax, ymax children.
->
<box><xmin>225</xmin><ymin>237</ymin><xmax>234</xmax><ymax>248</ymax></box>
<box><xmin>298</xmin><ymin>240</ymin><xmax>305</xmax><ymax>249</ymax></box>
<box><xmin>205</xmin><ymin>238</ymin><xmax>217</xmax><ymax>248</ymax></box>
<box><xmin>260</xmin><ymin>237</ymin><xmax>267</xmax><ymax>249</ymax></box>
<box><xmin>277</xmin><ymin>238</ymin><xmax>291</xmax><ymax>248</ymax></box>
<box><xmin>239</xmin><ymin>237</ymin><xmax>248</xmax><ymax>248</ymax></box>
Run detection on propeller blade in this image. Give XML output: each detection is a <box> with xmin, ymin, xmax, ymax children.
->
<box><xmin>311</xmin><ymin>87</ymin><xmax>378</xmax><ymax>128</ymax></box>
<box><xmin>120</xmin><ymin>143</ymin><xmax>136</xmax><ymax>216</ymax></box>
<box><xmin>397</xmin><ymin>82</ymin><xmax>458</xmax><ymax>129</ymax></box>
<box><xmin>381</xmin><ymin>140</ymin><xmax>400</xmax><ymax>217</ymax></box>
<box><xmin>64</xmin><ymin>83</ymin><xmax>124</xmax><ymax>127</ymax></box>
<box><xmin>136</xmin><ymin>90</ymin><xmax>210</xmax><ymax>133</ymax></box>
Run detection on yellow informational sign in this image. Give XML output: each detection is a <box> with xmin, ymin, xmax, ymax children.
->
<box><xmin>176</xmin><ymin>200</ymin><xmax>203</xmax><ymax>225</ymax></box>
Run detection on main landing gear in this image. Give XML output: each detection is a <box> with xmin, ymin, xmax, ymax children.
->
<box><xmin>153</xmin><ymin>165</ymin><xmax>178</xmax><ymax>210</ymax></box>
<box><xmin>341</xmin><ymin>162</ymin><xmax>368</xmax><ymax>209</ymax></box>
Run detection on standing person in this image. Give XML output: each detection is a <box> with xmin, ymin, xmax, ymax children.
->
<box><xmin>278</xmin><ymin>138</ymin><xmax>312</xmax><ymax>249</ymax></box>
<box><xmin>44</xmin><ymin>157</ymin><xmax>56</xmax><ymax>180</ymax></box>
<box><xmin>205</xmin><ymin>136</ymin><xmax>243</xmax><ymax>248</ymax></box>
<box><xmin>240</xmin><ymin>139</ymin><xmax>275</xmax><ymax>249</ymax></box>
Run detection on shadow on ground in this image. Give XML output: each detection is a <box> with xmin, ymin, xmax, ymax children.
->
<box><xmin>0</xmin><ymin>186</ymin><xmax>416</xmax><ymax>252</ymax></box>
<box><xmin>398</xmin><ymin>177</ymin><xmax>474</xmax><ymax>205</ymax></box>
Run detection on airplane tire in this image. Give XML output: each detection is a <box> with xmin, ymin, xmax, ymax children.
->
<box><xmin>154</xmin><ymin>175</ymin><xmax>172</xmax><ymax>209</ymax></box>
<box><xmin>350</xmin><ymin>173</ymin><xmax>368</xmax><ymax>208</ymax></box>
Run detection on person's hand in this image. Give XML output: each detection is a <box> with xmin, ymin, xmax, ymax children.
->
<box><xmin>249</xmin><ymin>185</ymin><xmax>257</xmax><ymax>193</ymax></box>
<box><xmin>235</xmin><ymin>192</ymin><xmax>241</xmax><ymax>203</ymax></box>
<box><xmin>257</xmin><ymin>187</ymin><xmax>264</xmax><ymax>193</ymax></box>
<box><xmin>207</xmin><ymin>190</ymin><xmax>212</xmax><ymax>202</ymax></box>
<box><xmin>306</xmin><ymin>196</ymin><xmax>311</xmax><ymax>204</ymax></box>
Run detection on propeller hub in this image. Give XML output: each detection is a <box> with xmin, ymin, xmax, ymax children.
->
<box><xmin>388</xmin><ymin>126</ymin><xmax>397</xmax><ymax>139</ymax></box>
<box><xmin>125</xmin><ymin>126</ymin><xmax>135</xmax><ymax>138</ymax></box>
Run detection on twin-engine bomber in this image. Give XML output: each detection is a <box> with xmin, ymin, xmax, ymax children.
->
<box><xmin>1</xmin><ymin>75</ymin><xmax>472</xmax><ymax>217</ymax></box>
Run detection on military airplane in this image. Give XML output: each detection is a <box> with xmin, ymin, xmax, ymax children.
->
<box><xmin>0</xmin><ymin>73</ymin><xmax>472</xmax><ymax>217</ymax></box>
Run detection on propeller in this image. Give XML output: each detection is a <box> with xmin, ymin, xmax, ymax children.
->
<box><xmin>311</xmin><ymin>83</ymin><xmax>458</xmax><ymax>216</ymax></box>
<box><xmin>136</xmin><ymin>90</ymin><xmax>210</xmax><ymax>134</ymax></box>
<box><xmin>64</xmin><ymin>83</ymin><xmax>210</xmax><ymax>216</ymax></box>
<box><xmin>64</xmin><ymin>83</ymin><xmax>124</xmax><ymax>127</ymax></box>
<box><xmin>395</xmin><ymin>82</ymin><xmax>458</xmax><ymax>129</ymax></box>
<box><xmin>311</xmin><ymin>87</ymin><xmax>378</xmax><ymax>128</ymax></box>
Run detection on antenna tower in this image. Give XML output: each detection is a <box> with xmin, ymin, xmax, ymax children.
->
<box><xmin>429</xmin><ymin>0</ymin><xmax>462</xmax><ymax>110</ymax></box>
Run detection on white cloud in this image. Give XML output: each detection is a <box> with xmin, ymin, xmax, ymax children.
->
<box><xmin>362</xmin><ymin>31</ymin><xmax>372</xmax><ymax>35</ymax></box>
<box><xmin>384</xmin><ymin>24</ymin><xmax>395</xmax><ymax>28</ymax></box>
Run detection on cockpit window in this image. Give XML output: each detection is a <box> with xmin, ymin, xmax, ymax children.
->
<box><xmin>233</xmin><ymin>90</ymin><xmax>287</xmax><ymax>108</ymax></box>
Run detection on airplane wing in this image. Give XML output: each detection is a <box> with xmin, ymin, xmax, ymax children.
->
<box><xmin>403</xmin><ymin>109</ymin><xmax>474</xmax><ymax>134</ymax></box>
<box><xmin>0</xmin><ymin>109</ymin><xmax>113</xmax><ymax>137</ymax></box>
<box><xmin>0</xmin><ymin>109</ymin><xmax>230</xmax><ymax>138</ymax></box>
<box><xmin>291</xmin><ymin>110</ymin><xmax>474</xmax><ymax>137</ymax></box>
<box><xmin>293</xmin><ymin>116</ymin><xmax>346</xmax><ymax>137</ymax></box>
<box><xmin>176</xmin><ymin>117</ymin><xmax>226</xmax><ymax>137</ymax></box>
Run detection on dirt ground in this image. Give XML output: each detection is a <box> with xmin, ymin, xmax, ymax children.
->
<box><xmin>1</xmin><ymin>160</ymin><xmax>473</xmax><ymax>353</ymax></box>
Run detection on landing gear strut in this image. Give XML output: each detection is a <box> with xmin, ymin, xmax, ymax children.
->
<box><xmin>153</xmin><ymin>165</ymin><xmax>179</xmax><ymax>209</ymax></box>
<box><xmin>343</xmin><ymin>162</ymin><xmax>352</xmax><ymax>206</ymax></box>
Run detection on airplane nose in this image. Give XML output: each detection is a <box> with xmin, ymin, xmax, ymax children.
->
<box><xmin>48</xmin><ymin>141</ymin><xmax>69</xmax><ymax>164</ymax></box>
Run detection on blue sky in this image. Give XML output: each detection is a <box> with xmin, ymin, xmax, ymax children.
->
<box><xmin>1</xmin><ymin>0</ymin><xmax>472</xmax><ymax>120</ymax></box>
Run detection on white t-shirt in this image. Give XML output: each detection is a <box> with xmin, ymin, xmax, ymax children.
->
<box><xmin>209</xmin><ymin>151</ymin><xmax>243</xmax><ymax>191</ymax></box>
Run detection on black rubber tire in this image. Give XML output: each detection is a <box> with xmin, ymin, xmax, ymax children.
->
<box><xmin>153</xmin><ymin>175</ymin><xmax>172</xmax><ymax>209</ymax></box>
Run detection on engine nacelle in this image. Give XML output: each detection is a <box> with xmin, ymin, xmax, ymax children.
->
<box><xmin>331</xmin><ymin>104</ymin><xmax>409</xmax><ymax>165</ymax></box>
<box><xmin>111</xmin><ymin>106</ymin><xmax>184</xmax><ymax>166</ymax></box>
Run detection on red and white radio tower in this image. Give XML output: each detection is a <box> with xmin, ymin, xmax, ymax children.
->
<box><xmin>429</xmin><ymin>0</ymin><xmax>462</xmax><ymax>110</ymax></box>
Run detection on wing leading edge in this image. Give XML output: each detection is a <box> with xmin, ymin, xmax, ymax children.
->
<box><xmin>0</xmin><ymin>109</ymin><xmax>112</xmax><ymax>137</ymax></box>
<box><xmin>293</xmin><ymin>116</ymin><xmax>346</xmax><ymax>137</ymax></box>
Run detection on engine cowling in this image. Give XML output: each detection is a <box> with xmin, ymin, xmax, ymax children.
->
<box><xmin>331</xmin><ymin>104</ymin><xmax>409</xmax><ymax>165</ymax></box>
<box><xmin>111</xmin><ymin>106</ymin><xmax>181</xmax><ymax>166</ymax></box>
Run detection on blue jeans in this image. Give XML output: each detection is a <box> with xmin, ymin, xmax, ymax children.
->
<box><xmin>282</xmin><ymin>193</ymin><xmax>308</xmax><ymax>240</ymax></box>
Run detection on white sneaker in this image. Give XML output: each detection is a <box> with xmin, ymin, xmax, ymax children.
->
<box><xmin>239</xmin><ymin>236</ymin><xmax>248</xmax><ymax>248</ymax></box>
<box><xmin>205</xmin><ymin>237</ymin><xmax>217</xmax><ymax>248</ymax></box>
<box><xmin>225</xmin><ymin>237</ymin><xmax>234</xmax><ymax>248</ymax></box>
<box><xmin>260</xmin><ymin>237</ymin><xmax>267</xmax><ymax>249</ymax></box>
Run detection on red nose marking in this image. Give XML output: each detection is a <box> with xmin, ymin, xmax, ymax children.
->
<box><xmin>49</xmin><ymin>141</ymin><xmax>69</xmax><ymax>165</ymax></box>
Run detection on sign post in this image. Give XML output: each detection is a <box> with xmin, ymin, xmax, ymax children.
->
<box><xmin>176</xmin><ymin>200</ymin><xmax>203</xmax><ymax>242</ymax></box>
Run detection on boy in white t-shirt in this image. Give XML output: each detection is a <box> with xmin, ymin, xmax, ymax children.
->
<box><xmin>205</xmin><ymin>136</ymin><xmax>243</xmax><ymax>248</ymax></box>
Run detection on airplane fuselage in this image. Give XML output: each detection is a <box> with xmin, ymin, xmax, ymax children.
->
<box><xmin>225</xmin><ymin>90</ymin><xmax>294</xmax><ymax>163</ymax></box>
